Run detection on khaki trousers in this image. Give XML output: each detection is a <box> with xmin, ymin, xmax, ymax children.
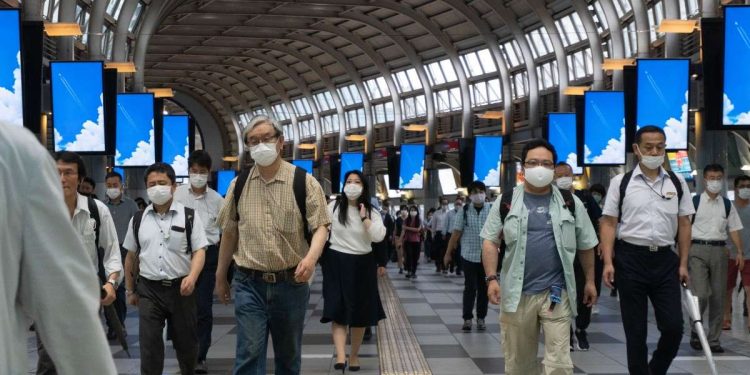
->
<box><xmin>689</xmin><ymin>244</ymin><xmax>729</xmax><ymax>346</ymax></box>
<box><xmin>500</xmin><ymin>290</ymin><xmax>573</xmax><ymax>375</ymax></box>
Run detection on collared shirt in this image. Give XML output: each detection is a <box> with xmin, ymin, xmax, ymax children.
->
<box><xmin>328</xmin><ymin>201</ymin><xmax>386</xmax><ymax>255</ymax></box>
<box><xmin>602</xmin><ymin>165</ymin><xmax>695</xmax><ymax>247</ymax></box>
<box><xmin>444</xmin><ymin>208</ymin><xmax>458</xmax><ymax>234</ymax></box>
<box><xmin>72</xmin><ymin>193</ymin><xmax>122</xmax><ymax>282</ymax></box>
<box><xmin>481</xmin><ymin>185</ymin><xmax>599</xmax><ymax>315</ymax></box>
<box><xmin>0</xmin><ymin>124</ymin><xmax>117</xmax><ymax>374</ymax></box>
<box><xmin>105</xmin><ymin>195</ymin><xmax>139</xmax><ymax>244</ymax></box>
<box><xmin>451</xmin><ymin>203</ymin><xmax>491</xmax><ymax>263</ymax></box>
<box><xmin>174</xmin><ymin>184</ymin><xmax>223</xmax><ymax>245</ymax></box>
<box><xmin>216</xmin><ymin>161</ymin><xmax>330</xmax><ymax>272</ymax></box>
<box><xmin>729</xmin><ymin>203</ymin><xmax>750</xmax><ymax>259</ymax></box>
<box><xmin>692</xmin><ymin>192</ymin><xmax>743</xmax><ymax>241</ymax></box>
<box><xmin>431</xmin><ymin>208</ymin><xmax>449</xmax><ymax>233</ymax></box>
<box><xmin>123</xmin><ymin>201</ymin><xmax>208</xmax><ymax>280</ymax></box>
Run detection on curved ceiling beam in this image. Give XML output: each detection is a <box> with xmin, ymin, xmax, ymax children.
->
<box><xmin>188</xmin><ymin>71</ymin><xmax>252</xmax><ymax>110</ymax></box>
<box><xmin>111</xmin><ymin>0</ymin><xmax>140</xmax><ymax>63</ymax></box>
<box><xmin>133</xmin><ymin>0</ymin><xmax>175</xmax><ymax>90</ymax></box>
<box><xmin>86</xmin><ymin>0</ymin><xmax>108</xmax><ymax>61</ymax></box>
<box><xmin>203</xmin><ymin>65</ymin><xmax>273</xmax><ymax>115</ymax></box>
<box><xmin>168</xmin><ymin>83</ymin><xmax>235</xmax><ymax>153</ymax></box>
<box><xmin>526</xmin><ymin>0</ymin><xmax>571</xmax><ymax>109</ymax></box>
<box><xmin>146</xmin><ymin>69</ymin><xmax>249</xmax><ymax>112</ymax></box>
<box><xmin>629</xmin><ymin>0</ymin><xmax>651</xmax><ymax>58</ymax></box>
<box><xmin>57</xmin><ymin>0</ymin><xmax>77</xmax><ymax>60</ymax></box>
<box><xmin>23</xmin><ymin>0</ymin><xmax>43</xmax><ymax>21</ymax></box>
<box><xmin>571</xmin><ymin>1</ymin><xmax>606</xmax><ymax>90</ymax></box>
<box><xmin>481</xmin><ymin>0</ymin><xmax>542</xmax><ymax>133</ymax></box>
<box><xmin>171</xmin><ymin>86</ymin><xmax>232</xmax><ymax>157</ymax></box>
<box><xmin>662</xmin><ymin>0</ymin><xmax>681</xmax><ymax>57</ymax></box>
<box><xmin>598</xmin><ymin>0</ymin><xmax>627</xmax><ymax>89</ymax></box>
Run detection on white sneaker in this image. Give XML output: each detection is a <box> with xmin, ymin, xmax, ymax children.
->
<box><xmin>592</xmin><ymin>305</ymin><xmax>599</xmax><ymax>315</ymax></box>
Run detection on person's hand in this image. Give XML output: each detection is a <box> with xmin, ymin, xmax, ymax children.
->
<box><xmin>487</xmin><ymin>280</ymin><xmax>501</xmax><ymax>305</ymax></box>
<box><xmin>295</xmin><ymin>256</ymin><xmax>317</xmax><ymax>283</ymax></box>
<box><xmin>583</xmin><ymin>281</ymin><xmax>598</xmax><ymax>307</ymax></box>
<box><xmin>127</xmin><ymin>292</ymin><xmax>138</xmax><ymax>306</ymax></box>
<box><xmin>377</xmin><ymin>266</ymin><xmax>386</xmax><ymax>277</ymax></box>
<box><xmin>215</xmin><ymin>276</ymin><xmax>231</xmax><ymax>305</ymax></box>
<box><xmin>603</xmin><ymin>263</ymin><xmax>615</xmax><ymax>289</ymax></box>
<box><xmin>443</xmin><ymin>249</ymin><xmax>453</xmax><ymax>268</ymax></box>
<box><xmin>100</xmin><ymin>284</ymin><xmax>116</xmax><ymax>306</ymax></box>
<box><xmin>679</xmin><ymin>265</ymin><xmax>690</xmax><ymax>285</ymax></box>
<box><xmin>180</xmin><ymin>275</ymin><xmax>197</xmax><ymax>296</ymax></box>
<box><xmin>738</xmin><ymin>254</ymin><xmax>745</xmax><ymax>271</ymax></box>
<box><xmin>359</xmin><ymin>204</ymin><xmax>367</xmax><ymax>220</ymax></box>
<box><xmin>596</xmin><ymin>245</ymin><xmax>603</xmax><ymax>259</ymax></box>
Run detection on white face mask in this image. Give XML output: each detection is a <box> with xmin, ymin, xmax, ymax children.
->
<box><xmin>147</xmin><ymin>185</ymin><xmax>172</xmax><ymax>206</ymax></box>
<box><xmin>410</xmin><ymin>211</ymin><xmax>418</xmax><ymax>217</ymax></box>
<box><xmin>189</xmin><ymin>173</ymin><xmax>208</xmax><ymax>189</ymax></box>
<box><xmin>470</xmin><ymin>193</ymin><xmax>486</xmax><ymax>205</ymax></box>
<box><xmin>706</xmin><ymin>180</ymin><xmax>723</xmax><ymax>194</ymax></box>
<box><xmin>636</xmin><ymin>145</ymin><xmax>665</xmax><ymax>170</ymax></box>
<box><xmin>524</xmin><ymin>166</ymin><xmax>555</xmax><ymax>188</ymax></box>
<box><xmin>106</xmin><ymin>188</ymin><xmax>121</xmax><ymax>200</ymax></box>
<box><xmin>738</xmin><ymin>188</ymin><xmax>750</xmax><ymax>200</ymax></box>
<box><xmin>250</xmin><ymin>142</ymin><xmax>279</xmax><ymax>167</ymax></box>
<box><xmin>343</xmin><ymin>184</ymin><xmax>363</xmax><ymax>200</ymax></box>
<box><xmin>555</xmin><ymin>177</ymin><xmax>573</xmax><ymax>190</ymax></box>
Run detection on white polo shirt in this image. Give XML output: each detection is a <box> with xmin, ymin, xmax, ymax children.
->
<box><xmin>692</xmin><ymin>192</ymin><xmax>743</xmax><ymax>241</ymax></box>
<box><xmin>123</xmin><ymin>200</ymin><xmax>208</xmax><ymax>280</ymax></box>
<box><xmin>71</xmin><ymin>193</ymin><xmax>122</xmax><ymax>282</ymax></box>
<box><xmin>173</xmin><ymin>184</ymin><xmax>223</xmax><ymax>246</ymax></box>
<box><xmin>603</xmin><ymin>165</ymin><xmax>695</xmax><ymax>247</ymax></box>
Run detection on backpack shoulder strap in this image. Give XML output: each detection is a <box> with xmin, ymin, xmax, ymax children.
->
<box><xmin>723</xmin><ymin>197</ymin><xmax>732</xmax><ymax>218</ymax></box>
<box><xmin>691</xmin><ymin>194</ymin><xmax>700</xmax><ymax>224</ymax></box>
<box><xmin>132</xmin><ymin>209</ymin><xmax>145</xmax><ymax>255</ymax></box>
<box><xmin>559</xmin><ymin>189</ymin><xmax>577</xmax><ymax>220</ymax></box>
<box><xmin>666</xmin><ymin>171</ymin><xmax>684</xmax><ymax>202</ymax></box>
<box><xmin>293</xmin><ymin>166</ymin><xmax>309</xmax><ymax>231</ymax></box>
<box><xmin>87</xmin><ymin>197</ymin><xmax>104</xmax><ymax>283</ymax></box>
<box><xmin>184</xmin><ymin>206</ymin><xmax>194</xmax><ymax>255</ymax></box>
<box><xmin>499</xmin><ymin>190</ymin><xmax>513</xmax><ymax>224</ymax></box>
<box><xmin>463</xmin><ymin>203</ymin><xmax>469</xmax><ymax>223</ymax></box>
<box><xmin>233</xmin><ymin>167</ymin><xmax>252</xmax><ymax>221</ymax></box>
<box><xmin>618</xmin><ymin>171</ymin><xmax>635</xmax><ymax>223</ymax></box>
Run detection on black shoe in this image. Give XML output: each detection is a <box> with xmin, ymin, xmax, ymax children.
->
<box><xmin>462</xmin><ymin>319</ymin><xmax>472</xmax><ymax>331</ymax></box>
<box><xmin>690</xmin><ymin>332</ymin><xmax>701</xmax><ymax>350</ymax></box>
<box><xmin>610</xmin><ymin>289</ymin><xmax>618</xmax><ymax>297</ymax></box>
<box><xmin>710</xmin><ymin>345</ymin><xmax>725</xmax><ymax>353</ymax></box>
<box><xmin>570</xmin><ymin>336</ymin><xmax>575</xmax><ymax>352</ymax></box>
<box><xmin>405</xmin><ymin>273</ymin><xmax>412</xmax><ymax>279</ymax></box>
<box><xmin>455</xmin><ymin>271</ymin><xmax>462</xmax><ymax>276</ymax></box>
<box><xmin>363</xmin><ymin>327</ymin><xmax>372</xmax><ymax>341</ymax></box>
<box><xmin>399</xmin><ymin>268</ymin><xmax>403</xmax><ymax>274</ymax></box>
<box><xmin>411</xmin><ymin>274</ymin><xmax>417</xmax><ymax>280</ymax></box>
<box><xmin>334</xmin><ymin>361</ymin><xmax>347</xmax><ymax>373</ymax></box>
<box><xmin>349</xmin><ymin>365</ymin><xmax>361</xmax><ymax>372</ymax></box>
<box><xmin>195</xmin><ymin>360</ymin><xmax>208</xmax><ymax>374</ymax></box>
<box><xmin>106</xmin><ymin>330</ymin><xmax>117</xmax><ymax>340</ymax></box>
<box><xmin>575</xmin><ymin>329</ymin><xmax>589</xmax><ymax>351</ymax></box>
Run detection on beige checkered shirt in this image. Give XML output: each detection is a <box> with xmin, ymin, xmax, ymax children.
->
<box><xmin>217</xmin><ymin>161</ymin><xmax>330</xmax><ymax>272</ymax></box>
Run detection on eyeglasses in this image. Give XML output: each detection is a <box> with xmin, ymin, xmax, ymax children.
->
<box><xmin>524</xmin><ymin>160</ymin><xmax>555</xmax><ymax>169</ymax></box>
<box><xmin>246</xmin><ymin>135</ymin><xmax>278</xmax><ymax>147</ymax></box>
<box><xmin>58</xmin><ymin>170</ymin><xmax>78</xmax><ymax>177</ymax></box>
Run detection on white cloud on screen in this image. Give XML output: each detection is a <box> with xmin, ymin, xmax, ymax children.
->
<box><xmin>171</xmin><ymin>138</ymin><xmax>189</xmax><ymax>176</ymax></box>
<box><xmin>121</xmin><ymin>124</ymin><xmax>155</xmax><ymax>166</ymax></box>
<box><xmin>0</xmin><ymin>52</ymin><xmax>23</xmax><ymax>128</ymax></box>
<box><xmin>400</xmin><ymin>161</ymin><xmax>425</xmax><ymax>189</ymax></box>
<box><xmin>662</xmin><ymin>91</ymin><xmax>688</xmax><ymax>149</ymax></box>
<box><xmin>63</xmin><ymin>94</ymin><xmax>105</xmax><ymax>152</ymax></box>
<box><xmin>566</xmin><ymin>152</ymin><xmax>582</xmax><ymax>174</ymax></box>
<box><xmin>54</xmin><ymin>128</ymin><xmax>63</xmax><ymax>150</ymax></box>
<box><xmin>482</xmin><ymin>162</ymin><xmax>501</xmax><ymax>187</ymax></box>
<box><xmin>585</xmin><ymin>127</ymin><xmax>625</xmax><ymax>164</ymax></box>
<box><xmin>724</xmin><ymin>93</ymin><xmax>750</xmax><ymax>125</ymax></box>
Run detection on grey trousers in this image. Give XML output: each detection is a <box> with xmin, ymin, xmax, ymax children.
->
<box><xmin>688</xmin><ymin>244</ymin><xmax>729</xmax><ymax>346</ymax></box>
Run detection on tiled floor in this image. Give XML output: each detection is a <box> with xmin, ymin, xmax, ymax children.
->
<box><xmin>27</xmin><ymin>260</ymin><xmax>750</xmax><ymax>374</ymax></box>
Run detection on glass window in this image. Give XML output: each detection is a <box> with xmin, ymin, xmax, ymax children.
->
<box><xmin>272</xmin><ymin>103</ymin><xmax>291</xmax><ymax>121</ymax></box>
<box><xmin>406</xmin><ymin>68</ymin><xmax>422</xmax><ymax>90</ymax></box>
<box><xmin>283</xmin><ymin>125</ymin><xmax>293</xmax><ymax>141</ymax></box>
<box><xmin>622</xmin><ymin>20</ymin><xmax>637</xmax><ymax>58</ymax></box>
<box><xmin>102</xmin><ymin>25</ymin><xmax>114</xmax><ymax>59</ymax></box>
<box><xmin>43</xmin><ymin>0</ymin><xmax>61</xmax><ymax>22</ymax></box>
<box><xmin>372</xmin><ymin>102</ymin><xmax>395</xmax><ymax>124</ymax></box>
<box><xmin>461</xmin><ymin>52</ymin><xmax>484</xmax><ymax>77</ymax></box>
<box><xmin>590</xmin><ymin>1</ymin><xmax>609</xmax><ymax>33</ymax></box>
<box><xmin>345</xmin><ymin>108</ymin><xmax>365</xmax><ymax>130</ymax></box>
<box><xmin>487</xmin><ymin>78</ymin><xmax>502</xmax><ymax>104</ymax></box>
<box><xmin>337</xmin><ymin>84</ymin><xmax>361</xmax><ymax>106</ymax></box>
<box><xmin>322</xmin><ymin>114</ymin><xmax>340</xmax><ymax>134</ymax></box>
<box><xmin>613</xmin><ymin>0</ymin><xmax>632</xmax><ymax>19</ymax></box>
<box><xmin>472</xmin><ymin>81</ymin><xmax>488</xmax><ymax>107</ymax></box>
<box><xmin>476</xmin><ymin>49</ymin><xmax>497</xmax><ymax>74</ymax></box>
<box><xmin>292</xmin><ymin>98</ymin><xmax>313</xmax><ymax>117</ymax></box>
<box><xmin>435</xmin><ymin>90</ymin><xmax>450</xmax><ymax>113</ymax></box>
<box><xmin>106</xmin><ymin>0</ymin><xmax>125</xmax><ymax>19</ymax></box>
<box><xmin>536</xmin><ymin>60</ymin><xmax>558</xmax><ymax>90</ymax></box>
<box><xmin>314</xmin><ymin>91</ymin><xmax>335</xmax><ymax>112</ymax></box>
<box><xmin>394</xmin><ymin>70</ymin><xmax>411</xmax><ymax>92</ymax></box>
<box><xmin>298</xmin><ymin>119</ymin><xmax>315</xmax><ymax>139</ymax></box>
<box><xmin>427</xmin><ymin>61</ymin><xmax>446</xmax><ymax>85</ymax></box>
<box><xmin>500</xmin><ymin>40</ymin><xmax>524</xmax><ymax>68</ymax></box>
<box><xmin>512</xmin><ymin>71</ymin><xmax>528</xmax><ymax>100</ymax></box>
<box><xmin>556</xmin><ymin>15</ymin><xmax>584</xmax><ymax>47</ymax></box>
<box><xmin>76</xmin><ymin>5</ymin><xmax>90</xmax><ymax>44</ymax></box>
<box><xmin>251</xmin><ymin>107</ymin><xmax>266</xmax><ymax>117</ymax></box>
<box><xmin>400</xmin><ymin>95</ymin><xmax>427</xmax><ymax>119</ymax></box>
<box><xmin>365</xmin><ymin>77</ymin><xmax>390</xmax><ymax>100</ymax></box>
<box><xmin>685</xmin><ymin>0</ymin><xmax>699</xmax><ymax>17</ymax></box>
<box><xmin>414</xmin><ymin>94</ymin><xmax>426</xmax><ymax>117</ymax></box>
<box><xmin>129</xmin><ymin>1</ymin><xmax>145</xmax><ymax>33</ymax></box>
<box><xmin>527</xmin><ymin>28</ymin><xmax>553</xmax><ymax>59</ymax></box>
<box><xmin>440</xmin><ymin>60</ymin><xmax>457</xmax><ymax>82</ymax></box>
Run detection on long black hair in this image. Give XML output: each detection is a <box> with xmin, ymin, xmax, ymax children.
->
<box><xmin>405</xmin><ymin>204</ymin><xmax>421</xmax><ymax>228</ymax></box>
<box><xmin>336</xmin><ymin>170</ymin><xmax>372</xmax><ymax>226</ymax></box>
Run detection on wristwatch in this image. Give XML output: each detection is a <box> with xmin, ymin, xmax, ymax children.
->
<box><xmin>485</xmin><ymin>274</ymin><xmax>499</xmax><ymax>283</ymax></box>
<box><xmin>107</xmin><ymin>279</ymin><xmax>118</xmax><ymax>289</ymax></box>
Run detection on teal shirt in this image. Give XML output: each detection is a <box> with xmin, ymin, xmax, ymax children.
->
<box><xmin>480</xmin><ymin>185</ymin><xmax>599</xmax><ymax>316</ymax></box>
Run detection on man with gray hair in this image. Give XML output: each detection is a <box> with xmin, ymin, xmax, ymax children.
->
<box><xmin>216</xmin><ymin>115</ymin><xmax>331</xmax><ymax>374</ymax></box>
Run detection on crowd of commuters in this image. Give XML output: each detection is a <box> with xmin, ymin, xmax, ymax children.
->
<box><xmin>5</xmin><ymin>116</ymin><xmax>750</xmax><ymax>375</ymax></box>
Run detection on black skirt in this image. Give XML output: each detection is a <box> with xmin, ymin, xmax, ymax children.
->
<box><xmin>320</xmin><ymin>248</ymin><xmax>386</xmax><ymax>327</ymax></box>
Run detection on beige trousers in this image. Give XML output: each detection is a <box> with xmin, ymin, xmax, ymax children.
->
<box><xmin>499</xmin><ymin>290</ymin><xmax>573</xmax><ymax>375</ymax></box>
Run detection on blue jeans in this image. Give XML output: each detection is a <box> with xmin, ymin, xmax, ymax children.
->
<box><xmin>233</xmin><ymin>270</ymin><xmax>310</xmax><ymax>375</ymax></box>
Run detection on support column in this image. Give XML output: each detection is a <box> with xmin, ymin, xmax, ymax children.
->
<box><xmin>695</xmin><ymin>111</ymin><xmax>726</xmax><ymax>193</ymax></box>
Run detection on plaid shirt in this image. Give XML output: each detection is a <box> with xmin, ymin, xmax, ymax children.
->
<box><xmin>451</xmin><ymin>203</ymin><xmax>492</xmax><ymax>263</ymax></box>
<box><xmin>216</xmin><ymin>161</ymin><xmax>330</xmax><ymax>272</ymax></box>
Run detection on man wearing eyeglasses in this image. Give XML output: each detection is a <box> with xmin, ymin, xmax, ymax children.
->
<box><xmin>480</xmin><ymin>139</ymin><xmax>599</xmax><ymax>375</ymax></box>
<box><xmin>600</xmin><ymin>126</ymin><xmax>694</xmax><ymax>375</ymax></box>
<box><xmin>215</xmin><ymin>115</ymin><xmax>330</xmax><ymax>374</ymax></box>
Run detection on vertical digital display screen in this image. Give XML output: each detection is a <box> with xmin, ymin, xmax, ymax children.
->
<box><xmin>438</xmin><ymin>168</ymin><xmax>458</xmax><ymax>195</ymax></box>
<box><xmin>636</xmin><ymin>59</ymin><xmax>689</xmax><ymax>149</ymax></box>
<box><xmin>473</xmin><ymin>136</ymin><xmax>503</xmax><ymax>187</ymax></box>
<box><xmin>0</xmin><ymin>9</ymin><xmax>23</xmax><ymax>128</ymax></box>
<box><xmin>548</xmin><ymin>113</ymin><xmax>582</xmax><ymax>174</ymax></box>
<box><xmin>399</xmin><ymin>144</ymin><xmax>425</xmax><ymax>189</ymax></box>
<box><xmin>667</xmin><ymin>151</ymin><xmax>693</xmax><ymax>181</ymax></box>
<box><xmin>339</xmin><ymin>153</ymin><xmax>364</xmax><ymax>190</ymax></box>
<box><xmin>583</xmin><ymin>91</ymin><xmax>626</xmax><ymax>165</ymax></box>
<box><xmin>51</xmin><ymin>61</ymin><xmax>105</xmax><ymax>152</ymax></box>
<box><xmin>162</xmin><ymin>115</ymin><xmax>190</xmax><ymax>176</ymax></box>
<box><xmin>292</xmin><ymin>159</ymin><xmax>314</xmax><ymax>175</ymax></box>
<box><xmin>723</xmin><ymin>6</ymin><xmax>750</xmax><ymax>126</ymax></box>
<box><xmin>217</xmin><ymin>170</ymin><xmax>237</xmax><ymax>197</ymax></box>
<box><xmin>116</xmin><ymin>93</ymin><xmax>155</xmax><ymax>167</ymax></box>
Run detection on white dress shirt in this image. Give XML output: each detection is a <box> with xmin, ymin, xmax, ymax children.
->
<box><xmin>173</xmin><ymin>184</ymin><xmax>223</xmax><ymax>246</ymax></box>
<box><xmin>0</xmin><ymin>124</ymin><xmax>117</xmax><ymax>374</ymax></box>
<box><xmin>444</xmin><ymin>209</ymin><xmax>458</xmax><ymax>234</ymax></box>
<box><xmin>72</xmin><ymin>193</ymin><xmax>122</xmax><ymax>282</ymax></box>
<box><xmin>123</xmin><ymin>201</ymin><xmax>209</xmax><ymax>280</ymax></box>
<box><xmin>603</xmin><ymin>165</ymin><xmax>695</xmax><ymax>247</ymax></box>
<box><xmin>692</xmin><ymin>192</ymin><xmax>743</xmax><ymax>241</ymax></box>
<box><xmin>328</xmin><ymin>201</ymin><xmax>386</xmax><ymax>255</ymax></box>
<box><xmin>431</xmin><ymin>208</ymin><xmax>449</xmax><ymax>233</ymax></box>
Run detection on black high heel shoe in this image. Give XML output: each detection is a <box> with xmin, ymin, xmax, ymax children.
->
<box><xmin>349</xmin><ymin>364</ymin><xmax>361</xmax><ymax>372</ymax></box>
<box><xmin>334</xmin><ymin>361</ymin><xmax>347</xmax><ymax>373</ymax></box>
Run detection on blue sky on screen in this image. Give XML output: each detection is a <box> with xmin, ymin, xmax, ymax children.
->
<box><xmin>637</xmin><ymin>59</ymin><xmax>688</xmax><ymax>149</ymax></box>
<box><xmin>116</xmin><ymin>94</ymin><xmax>155</xmax><ymax>167</ymax></box>
<box><xmin>113</xmin><ymin>167</ymin><xmax>125</xmax><ymax>179</ymax></box>
<box><xmin>548</xmin><ymin>113</ymin><xmax>583</xmax><ymax>174</ymax></box>
<box><xmin>217</xmin><ymin>170</ymin><xmax>236</xmax><ymax>197</ymax></box>
<box><xmin>52</xmin><ymin>62</ymin><xmax>105</xmax><ymax>152</ymax></box>
<box><xmin>584</xmin><ymin>91</ymin><xmax>625</xmax><ymax>165</ymax></box>
<box><xmin>162</xmin><ymin>115</ymin><xmax>189</xmax><ymax>176</ymax></box>
<box><xmin>723</xmin><ymin>6</ymin><xmax>750</xmax><ymax>125</ymax></box>
<box><xmin>473</xmin><ymin>136</ymin><xmax>502</xmax><ymax>187</ymax></box>
<box><xmin>293</xmin><ymin>160</ymin><xmax>314</xmax><ymax>175</ymax></box>
<box><xmin>340</xmin><ymin>153</ymin><xmax>364</xmax><ymax>190</ymax></box>
<box><xmin>399</xmin><ymin>144</ymin><xmax>425</xmax><ymax>189</ymax></box>
<box><xmin>0</xmin><ymin>10</ymin><xmax>23</xmax><ymax>128</ymax></box>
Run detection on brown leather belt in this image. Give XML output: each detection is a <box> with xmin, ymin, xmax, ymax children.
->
<box><xmin>236</xmin><ymin>265</ymin><xmax>296</xmax><ymax>283</ymax></box>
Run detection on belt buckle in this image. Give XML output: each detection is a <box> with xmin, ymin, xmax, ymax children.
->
<box><xmin>161</xmin><ymin>280</ymin><xmax>173</xmax><ymax>287</ymax></box>
<box><xmin>262</xmin><ymin>273</ymin><xmax>277</xmax><ymax>283</ymax></box>
<box><xmin>648</xmin><ymin>245</ymin><xmax>658</xmax><ymax>252</ymax></box>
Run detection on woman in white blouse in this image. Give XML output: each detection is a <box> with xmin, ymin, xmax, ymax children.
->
<box><xmin>321</xmin><ymin>170</ymin><xmax>387</xmax><ymax>372</ymax></box>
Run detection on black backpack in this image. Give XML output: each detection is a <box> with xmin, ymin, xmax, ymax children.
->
<box><xmin>131</xmin><ymin>206</ymin><xmax>195</xmax><ymax>256</ymax></box>
<box><xmin>691</xmin><ymin>194</ymin><xmax>731</xmax><ymax>224</ymax></box>
<box><xmin>617</xmin><ymin>170</ymin><xmax>684</xmax><ymax>223</ymax></box>
<box><xmin>496</xmin><ymin>187</ymin><xmax>576</xmax><ymax>269</ymax></box>
<box><xmin>87</xmin><ymin>196</ymin><xmax>106</xmax><ymax>284</ymax></box>
<box><xmin>233</xmin><ymin>165</ymin><xmax>310</xmax><ymax>244</ymax></box>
